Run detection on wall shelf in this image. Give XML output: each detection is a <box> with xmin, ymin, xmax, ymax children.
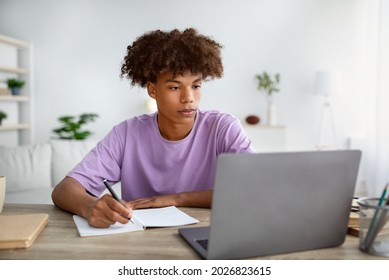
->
<box><xmin>0</xmin><ymin>123</ymin><xmax>29</xmax><ymax>131</ymax></box>
<box><xmin>0</xmin><ymin>34</ymin><xmax>34</xmax><ymax>146</ymax></box>
<box><xmin>0</xmin><ymin>34</ymin><xmax>29</xmax><ymax>48</ymax></box>
<box><xmin>0</xmin><ymin>66</ymin><xmax>29</xmax><ymax>75</ymax></box>
<box><xmin>0</xmin><ymin>95</ymin><xmax>29</xmax><ymax>102</ymax></box>
<box><xmin>246</xmin><ymin>124</ymin><xmax>286</xmax><ymax>129</ymax></box>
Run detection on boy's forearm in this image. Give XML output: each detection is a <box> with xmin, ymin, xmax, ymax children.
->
<box><xmin>129</xmin><ymin>190</ymin><xmax>213</xmax><ymax>209</ymax></box>
<box><xmin>51</xmin><ymin>177</ymin><xmax>97</xmax><ymax>218</ymax></box>
<box><xmin>177</xmin><ymin>190</ymin><xmax>212</xmax><ymax>208</ymax></box>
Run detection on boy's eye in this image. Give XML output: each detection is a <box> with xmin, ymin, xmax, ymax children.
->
<box><xmin>170</xmin><ymin>86</ymin><xmax>179</xmax><ymax>91</ymax></box>
<box><xmin>193</xmin><ymin>84</ymin><xmax>201</xmax><ymax>89</ymax></box>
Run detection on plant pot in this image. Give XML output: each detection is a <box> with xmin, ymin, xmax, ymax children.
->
<box><xmin>10</xmin><ymin>87</ymin><xmax>21</xmax><ymax>95</ymax></box>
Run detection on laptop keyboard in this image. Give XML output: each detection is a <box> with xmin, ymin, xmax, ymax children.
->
<box><xmin>195</xmin><ymin>239</ymin><xmax>209</xmax><ymax>250</ymax></box>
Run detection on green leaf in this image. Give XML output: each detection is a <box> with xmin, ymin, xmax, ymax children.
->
<box><xmin>255</xmin><ymin>71</ymin><xmax>281</xmax><ymax>96</ymax></box>
<box><xmin>52</xmin><ymin>113</ymin><xmax>99</xmax><ymax>140</ymax></box>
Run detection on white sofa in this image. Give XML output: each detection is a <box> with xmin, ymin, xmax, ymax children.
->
<box><xmin>0</xmin><ymin>140</ymin><xmax>97</xmax><ymax>204</ymax></box>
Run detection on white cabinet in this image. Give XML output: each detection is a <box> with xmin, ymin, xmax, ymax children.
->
<box><xmin>0</xmin><ymin>34</ymin><xmax>34</xmax><ymax>146</ymax></box>
<box><xmin>244</xmin><ymin>124</ymin><xmax>286</xmax><ymax>152</ymax></box>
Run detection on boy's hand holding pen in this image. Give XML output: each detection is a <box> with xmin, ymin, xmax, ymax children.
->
<box><xmin>103</xmin><ymin>179</ymin><xmax>135</xmax><ymax>225</ymax></box>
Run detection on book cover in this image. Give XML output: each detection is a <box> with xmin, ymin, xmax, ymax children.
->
<box><xmin>0</xmin><ymin>213</ymin><xmax>49</xmax><ymax>249</ymax></box>
<box><xmin>348</xmin><ymin>211</ymin><xmax>360</xmax><ymax>228</ymax></box>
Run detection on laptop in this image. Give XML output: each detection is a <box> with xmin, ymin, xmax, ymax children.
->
<box><xmin>179</xmin><ymin>150</ymin><xmax>361</xmax><ymax>259</ymax></box>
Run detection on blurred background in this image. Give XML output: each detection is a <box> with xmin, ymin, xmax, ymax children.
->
<box><xmin>0</xmin><ymin>0</ymin><xmax>388</xmax><ymax>196</ymax></box>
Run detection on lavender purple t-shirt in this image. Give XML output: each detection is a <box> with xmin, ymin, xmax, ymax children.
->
<box><xmin>67</xmin><ymin>110</ymin><xmax>254</xmax><ymax>201</ymax></box>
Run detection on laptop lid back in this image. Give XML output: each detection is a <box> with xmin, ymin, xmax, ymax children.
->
<box><xmin>207</xmin><ymin>150</ymin><xmax>361</xmax><ymax>259</ymax></box>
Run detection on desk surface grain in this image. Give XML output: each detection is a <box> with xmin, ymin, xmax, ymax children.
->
<box><xmin>0</xmin><ymin>204</ymin><xmax>385</xmax><ymax>260</ymax></box>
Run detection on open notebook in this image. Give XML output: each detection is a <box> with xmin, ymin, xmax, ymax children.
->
<box><xmin>73</xmin><ymin>206</ymin><xmax>198</xmax><ymax>237</ymax></box>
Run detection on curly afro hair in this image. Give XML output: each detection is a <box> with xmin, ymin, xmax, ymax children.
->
<box><xmin>120</xmin><ymin>28</ymin><xmax>224</xmax><ymax>87</ymax></box>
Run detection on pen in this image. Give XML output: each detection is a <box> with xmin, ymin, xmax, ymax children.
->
<box><xmin>386</xmin><ymin>190</ymin><xmax>389</xmax><ymax>205</ymax></box>
<box><xmin>363</xmin><ymin>183</ymin><xmax>389</xmax><ymax>249</ymax></box>
<box><xmin>103</xmin><ymin>179</ymin><xmax>135</xmax><ymax>224</ymax></box>
<box><xmin>379</xmin><ymin>183</ymin><xmax>388</xmax><ymax>205</ymax></box>
<box><xmin>371</xmin><ymin>184</ymin><xmax>389</xmax><ymax>237</ymax></box>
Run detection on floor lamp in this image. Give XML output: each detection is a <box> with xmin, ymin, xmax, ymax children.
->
<box><xmin>314</xmin><ymin>70</ymin><xmax>340</xmax><ymax>150</ymax></box>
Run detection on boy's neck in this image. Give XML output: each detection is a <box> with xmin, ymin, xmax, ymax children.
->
<box><xmin>157</xmin><ymin>116</ymin><xmax>195</xmax><ymax>141</ymax></box>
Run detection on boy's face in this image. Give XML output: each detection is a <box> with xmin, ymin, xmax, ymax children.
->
<box><xmin>147</xmin><ymin>71</ymin><xmax>202</xmax><ymax>129</ymax></box>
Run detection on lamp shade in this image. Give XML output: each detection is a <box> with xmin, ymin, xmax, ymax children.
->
<box><xmin>314</xmin><ymin>70</ymin><xmax>340</xmax><ymax>97</ymax></box>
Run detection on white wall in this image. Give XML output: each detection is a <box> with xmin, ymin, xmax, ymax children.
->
<box><xmin>0</xmin><ymin>0</ymin><xmax>368</xmax><ymax>151</ymax></box>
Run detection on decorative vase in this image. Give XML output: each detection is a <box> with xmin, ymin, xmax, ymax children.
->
<box><xmin>266</xmin><ymin>98</ymin><xmax>277</xmax><ymax>126</ymax></box>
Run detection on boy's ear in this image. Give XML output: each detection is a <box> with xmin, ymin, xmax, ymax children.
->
<box><xmin>146</xmin><ymin>82</ymin><xmax>156</xmax><ymax>99</ymax></box>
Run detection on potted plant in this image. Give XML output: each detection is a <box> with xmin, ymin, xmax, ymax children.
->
<box><xmin>0</xmin><ymin>110</ymin><xmax>7</xmax><ymax>125</ymax></box>
<box><xmin>255</xmin><ymin>72</ymin><xmax>281</xmax><ymax>126</ymax></box>
<box><xmin>6</xmin><ymin>78</ymin><xmax>25</xmax><ymax>95</ymax></box>
<box><xmin>52</xmin><ymin>113</ymin><xmax>99</xmax><ymax>140</ymax></box>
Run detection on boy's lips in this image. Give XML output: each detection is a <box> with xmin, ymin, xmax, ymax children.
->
<box><xmin>178</xmin><ymin>108</ymin><xmax>197</xmax><ymax>116</ymax></box>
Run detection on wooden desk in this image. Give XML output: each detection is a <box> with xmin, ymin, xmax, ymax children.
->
<box><xmin>0</xmin><ymin>204</ymin><xmax>385</xmax><ymax>260</ymax></box>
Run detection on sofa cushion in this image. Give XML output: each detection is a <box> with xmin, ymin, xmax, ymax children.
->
<box><xmin>0</xmin><ymin>143</ymin><xmax>52</xmax><ymax>192</ymax></box>
<box><xmin>51</xmin><ymin>139</ymin><xmax>97</xmax><ymax>186</ymax></box>
<box><xmin>5</xmin><ymin>188</ymin><xmax>54</xmax><ymax>204</ymax></box>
